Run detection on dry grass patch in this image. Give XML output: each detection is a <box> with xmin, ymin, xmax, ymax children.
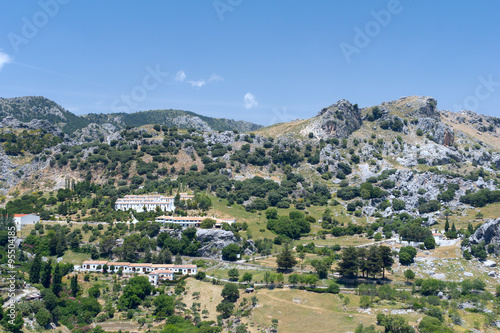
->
<box><xmin>248</xmin><ymin>288</ymin><xmax>381</xmax><ymax>333</ymax></box>
<box><xmin>184</xmin><ymin>278</ymin><xmax>224</xmax><ymax>322</ymax></box>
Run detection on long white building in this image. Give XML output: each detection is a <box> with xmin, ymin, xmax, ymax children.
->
<box><xmin>155</xmin><ymin>216</ymin><xmax>236</xmax><ymax>228</ymax></box>
<box><xmin>114</xmin><ymin>193</ymin><xmax>194</xmax><ymax>212</ymax></box>
<box><xmin>80</xmin><ymin>260</ymin><xmax>197</xmax><ymax>285</ymax></box>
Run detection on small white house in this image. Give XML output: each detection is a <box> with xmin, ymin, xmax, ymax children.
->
<box><xmin>433</xmin><ymin>233</ymin><xmax>444</xmax><ymax>243</ymax></box>
<box><xmin>14</xmin><ymin>214</ymin><xmax>40</xmax><ymax>231</ymax></box>
<box><xmin>148</xmin><ymin>269</ymin><xmax>174</xmax><ymax>286</ymax></box>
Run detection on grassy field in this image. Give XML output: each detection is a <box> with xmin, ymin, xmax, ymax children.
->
<box><xmin>247</xmin><ymin>288</ymin><xmax>384</xmax><ymax>333</ymax></box>
<box><xmin>17</xmin><ymin>221</ymin><xmax>111</xmax><ymax>243</ymax></box>
<box><xmin>184</xmin><ymin>278</ymin><xmax>224</xmax><ymax>322</ymax></box>
<box><xmin>210</xmin><ymin>195</ymin><xmax>368</xmax><ymax>245</ymax></box>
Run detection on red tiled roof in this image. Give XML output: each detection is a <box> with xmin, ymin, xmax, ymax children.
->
<box><xmin>129</xmin><ymin>263</ymin><xmax>152</xmax><ymax>267</ymax></box>
<box><xmin>151</xmin><ymin>264</ymin><xmax>173</xmax><ymax>268</ymax></box>
<box><xmin>150</xmin><ymin>269</ymin><xmax>174</xmax><ymax>275</ymax></box>
<box><xmin>82</xmin><ymin>260</ymin><xmax>109</xmax><ymax>265</ymax></box>
<box><xmin>108</xmin><ymin>262</ymin><xmax>130</xmax><ymax>266</ymax></box>
<box><xmin>174</xmin><ymin>265</ymin><xmax>197</xmax><ymax>268</ymax></box>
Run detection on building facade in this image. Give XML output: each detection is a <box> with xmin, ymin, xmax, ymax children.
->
<box><xmin>155</xmin><ymin>216</ymin><xmax>236</xmax><ymax>228</ymax></box>
<box><xmin>80</xmin><ymin>260</ymin><xmax>197</xmax><ymax>285</ymax></box>
<box><xmin>13</xmin><ymin>214</ymin><xmax>40</xmax><ymax>231</ymax></box>
<box><xmin>114</xmin><ymin>193</ymin><xmax>194</xmax><ymax>212</ymax></box>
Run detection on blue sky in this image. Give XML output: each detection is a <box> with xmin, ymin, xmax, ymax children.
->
<box><xmin>0</xmin><ymin>1</ymin><xmax>499</xmax><ymax>125</ymax></box>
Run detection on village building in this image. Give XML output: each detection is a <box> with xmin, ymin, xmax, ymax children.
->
<box><xmin>148</xmin><ymin>269</ymin><xmax>175</xmax><ymax>285</ymax></box>
<box><xmin>154</xmin><ymin>216</ymin><xmax>236</xmax><ymax>228</ymax></box>
<box><xmin>81</xmin><ymin>260</ymin><xmax>110</xmax><ymax>272</ymax></box>
<box><xmin>114</xmin><ymin>193</ymin><xmax>194</xmax><ymax>212</ymax></box>
<box><xmin>13</xmin><ymin>214</ymin><xmax>40</xmax><ymax>231</ymax></box>
<box><xmin>79</xmin><ymin>260</ymin><xmax>197</xmax><ymax>285</ymax></box>
<box><xmin>433</xmin><ymin>232</ymin><xmax>444</xmax><ymax>243</ymax></box>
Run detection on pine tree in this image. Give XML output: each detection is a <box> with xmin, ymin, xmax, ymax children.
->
<box><xmin>357</xmin><ymin>247</ymin><xmax>368</xmax><ymax>278</ymax></box>
<box><xmin>379</xmin><ymin>246</ymin><xmax>394</xmax><ymax>279</ymax></box>
<box><xmin>30</xmin><ymin>252</ymin><xmax>42</xmax><ymax>284</ymax></box>
<box><xmin>366</xmin><ymin>246</ymin><xmax>383</xmax><ymax>278</ymax></box>
<box><xmin>276</xmin><ymin>244</ymin><xmax>297</xmax><ymax>270</ymax></box>
<box><xmin>52</xmin><ymin>264</ymin><xmax>62</xmax><ymax>296</ymax></box>
<box><xmin>40</xmin><ymin>259</ymin><xmax>52</xmax><ymax>288</ymax></box>
<box><xmin>468</xmin><ymin>222</ymin><xmax>474</xmax><ymax>235</ymax></box>
<box><xmin>337</xmin><ymin>246</ymin><xmax>359</xmax><ymax>277</ymax></box>
<box><xmin>70</xmin><ymin>275</ymin><xmax>79</xmax><ymax>297</ymax></box>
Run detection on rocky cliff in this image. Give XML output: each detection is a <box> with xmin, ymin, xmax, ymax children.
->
<box><xmin>301</xmin><ymin>100</ymin><xmax>363</xmax><ymax>139</ymax></box>
<box><xmin>469</xmin><ymin>218</ymin><xmax>500</xmax><ymax>246</ymax></box>
<box><xmin>196</xmin><ymin>229</ymin><xmax>239</xmax><ymax>259</ymax></box>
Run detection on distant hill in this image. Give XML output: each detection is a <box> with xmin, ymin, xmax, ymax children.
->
<box><xmin>82</xmin><ymin>109</ymin><xmax>262</xmax><ymax>133</ymax></box>
<box><xmin>0</xmin><ymin>96</ymin><xmax>90</xmax><ymax>134</ymax></box>
<box><xmin>0</xmin><ymin>96</ymin><xmax>263</xmax><ymax>135</ymax></box>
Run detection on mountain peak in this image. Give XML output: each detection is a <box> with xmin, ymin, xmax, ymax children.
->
<box><xmin>302</xmin><ymin>99</ymin><xmax>362</xmax><ymax>139</ymax></box>
<box><xmin>378</xmin><ymin>95</ymin><xmax>439</xmax><ymax>120</ymax></box>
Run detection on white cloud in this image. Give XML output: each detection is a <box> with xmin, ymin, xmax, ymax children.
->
<box><xmin>208</xmin><ymin>74</ymin><xmax>223</xmax><ymax>82</ymax></box>
<box><xmin>0</xmin><ymin>51</ymin><xmax>12</xmax><ymax>70</ymax></box>
<box><xmin>244</xmin><ymin>92</ymin><xmax>258</xmax><ymax>109</ymax></box>
<box><xmin>189</xmin><ymin>80</ymin><xmax>206</xmax><ymax>87</ymax></box>
<box><xmin>175</xmin><ymin>70</ymin><xmax>186</xmax><ymax>82</ymax></box>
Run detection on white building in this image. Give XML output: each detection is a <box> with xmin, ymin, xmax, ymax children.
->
<box><xmin>81</xmin><ymin>260</ymin><xmax>109</xmax><ymax>272</ymax></box>
<box><xmin>155</xmin><ymin>216</ymin><xmax>236</xmax><ymax>228</ymax></box>
<box><xmin>79</xmin><ymin>261</ymin><xmax>197</xmax><ymax>285</ymax></box>
<box><xmin>14</xmin><ymin>214</ymin><xmax>40</xmax><ymax>231</ymax></box>
<box><xmin>114</xmin><ymin>193</ymin><xmax>194</xmax><ymax>212</ymax></box>
<box><xmin>149</xmin><ymin>269</ymin><xmax>174</xmax><ymax>286</ymax></box>
<box><xmin>433</xmin><ymin>233</ymin><xmax>444</xmax><ymax>244</ymax></box>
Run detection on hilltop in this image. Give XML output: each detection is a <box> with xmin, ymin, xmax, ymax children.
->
<box><xmin>0</xmin><ymin>96</ymin><xmax>262</xmax><ymax>140</ymax></box>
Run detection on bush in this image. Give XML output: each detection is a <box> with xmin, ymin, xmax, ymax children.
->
<box><xmin>399</xmin><ymin>246</ymin><xmax>417</xmax><ymax>265</ymax></box>
<box><xmin>392</xmin><ymin>199</ymin><xmax>406</xmax><ymax>211</ymax></box>
<box><xmin>327</xmin><ymin>282</ymin><xmax>340</xmax><ymax>294</ymax></box>
<box><xmin>424</xmin><ymin>236</ymin><xmax>436</xmax><ymax>250</ymax></box>
<box><xmin>418</xmin><ymin>316</ymin><xmax>453</xmax><ymax>333</ymax></box>
<box><xmin>222</xmin><ymin>244</ymin><xmax>241</xmax><ymax>261</ymax></box>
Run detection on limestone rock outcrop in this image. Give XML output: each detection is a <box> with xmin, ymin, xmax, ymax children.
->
<box><xmin>469</xmin><ymin>218</ymin><xmax>500</xmax><ymax>246</ymax></box>
<box><xmin>301</xmin><ymin>100</ymin><xmax>363</xmax><ymax>139</ymax></box>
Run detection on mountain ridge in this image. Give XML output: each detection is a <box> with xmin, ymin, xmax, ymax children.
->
<box><xmin>0</xmin><ymin>94</ymin><xmax>499</xmax><ymax>204</ymax></box>
<box><xmin>0</xmin><ymin>96</ymin><xmax>263</xmax><ymax>139</ymax></box>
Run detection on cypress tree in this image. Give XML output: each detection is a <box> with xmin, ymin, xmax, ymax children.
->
<box><xmin>30</xmin><ymin>252</ymin><xmax>42</xmax><ymax>284</ymax></box>
<box><xmin>52</xmin><ymin>264</ymin><xmax>62</xmax><ymax>296</ymax></box>
<box><xmin>444</xmin><ymin>218</ymin><xmax>450</xmax><ymax>232</ymax></box>
<box><xmin>40</xmin><ymin>259</ymin><xmax>52</xmax><ymax>288</ymax></box>
<box><xmin>70</xmin><ymin>275</ymin><xmax>79</xmax><ymax>297</ymax></box>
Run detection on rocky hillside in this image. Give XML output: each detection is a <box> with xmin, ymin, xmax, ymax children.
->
<box><xmin>1</xmin><ymin>95</ymin><xmax>499</xmax><ymax>228</ymax></box>
<box><xmin>0</xmin><ymin>96</ymin><xmax>263</xmax><ymax>141</ymax></box>
<box><xmin>0</xmin><ymin>96</ymin><xmax>88</xmax><ymax>135</ymax></box>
